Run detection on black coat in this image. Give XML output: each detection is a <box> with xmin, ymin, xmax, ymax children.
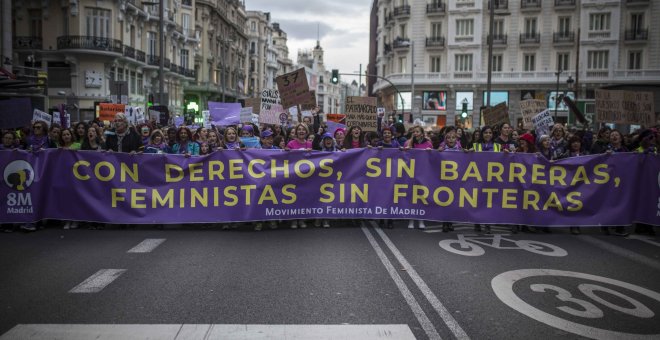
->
<box><xmin>104</xmin><ymin>128</ymin><xmax>143</xmax><ymax>152</ymax></box>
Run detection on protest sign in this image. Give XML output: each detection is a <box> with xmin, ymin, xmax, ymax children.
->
<box><xmin>149</xmin><ymin>109</ymin><xmax>161</xmax><ymax>122</ymax></box>
<box><xmin>483</xmin><ymin>102</ymin><xmax>510</xmax><ymax>128</ymax></box>
<box><xmin>32</xmin><ymin>109</ymin><xmax>52</xmax><ymax>127</ymax></box>
<box><xmin>53</xmin><ymin>112</ymin><xmax>61</xmax><ymax>126</ymax></box>
<box><xmin>532</xmin><ymin>109</ymin><xmax>554</xmax><ymax>137</ymax></box>
<box><xmin>0</xmin><ymin>98</ymin><xmax>32</xmax><ymax>129</ymax></box>
<box><xmin>148</xmin><ymin>105</ymin><xmax>169</xmax><ymax>126</ymax></box>
<box><xmin>240</xmin><ymin>107</ymin><xmax>253</xmax><ymax>123</ymax></box>
<box><xmin>276</xmin><ymin>68</ymin><xmax>314</xmax><ymax>109</ymax></box>
<box><xmin>244</xmin><ymin>98</ymin><xmax>261</xmax><ymax>114</ymax></box>
<box><xmin>260</xmin><ymin>89</ymin><xmax>283</xmax><ymax>125</ymax></box>
<box><xmin>99</xmin><ymin>103</ymin><xmax>125</xmax><ymax>121</ymax></box>
<box><xmin>300</xmin><ymin>91</ymin><xmax>317</xmax><ymax>111</ymax></box>
<box><xmin>345</xmin><ymin>96</ymin><xmax>378</xmax><ymax>132</ymax></box>
<box><xmin>174</xmin><ymin>116</ymin><xmax>184</xmax><ymax>128</ymax></box>
<box><xmin>520</xmin><ymin>99</ymin><xmax>547</xmax><ymax>129</ymax></box>
<box><xmin>208</xmin><ymin>102</ymin><xmax>241</xmax><ymax>126</ymax></box>
<box><xmin>259</xmin><ymin>103</ymin><xmax>284</xmax><ymax>125</ymax></box>
<box><xmin>202</xmin><ymin>110</ymin><xmax>211</xmax><ymax>128</ymax></box>
<box><xmin>595</xmin><ymin>89</ymin><xmax>655</xmax><ymax>125</ymax></box>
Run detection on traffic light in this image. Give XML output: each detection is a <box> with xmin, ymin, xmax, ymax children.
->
<box><xmin>147</xmin><ymin>94</ymin><xmax>154</xmax><ymax>107</ymax></box>
<box><xmin>461</xmin><ymin>100</ymin><xmax>468</xmax><ymax>118</ymax></box>
<box><xmin>331</xmin><ymin>69</ymin><xmax>339</xmax><ymax>84</ymax></box>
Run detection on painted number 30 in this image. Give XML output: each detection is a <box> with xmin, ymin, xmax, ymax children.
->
<box><xmin>531</xmin><ymin>283</ymin><xmax>654</xmax><ymax>319</ymax></box>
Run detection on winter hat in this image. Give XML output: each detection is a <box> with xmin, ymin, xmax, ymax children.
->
<box><xmin>520</xmin><ymin>133</ymin><xmax>535</xmax><ymax>145</ymax></box>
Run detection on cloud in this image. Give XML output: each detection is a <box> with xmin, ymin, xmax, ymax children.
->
<box><xmin>245</xmin><ymin>0</ymin><xmax>366</xmax><ymax>16</ymax></box>
<box><xmin>272</xmin><ymin>20</ymin><xmax>336</xmax><ymax>41</ymax></box>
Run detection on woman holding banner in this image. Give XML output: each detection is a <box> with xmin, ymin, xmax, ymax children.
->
<box><xmin>437</xmin><ymin>127</ymin><xmax>464</xmax><ymax>232</ymax></box>
<box><xmin>286</xmin><ymin>123</ymin><xmax>313</xmax><ymax>229</ymax></box>
<box><xmin>469</xmin><ymin>126</ymin><xmax>501</xmax><ymax>233</ymax></box>
<box><xmin>81</xmin><ymin>126</ymin><xmax>105</xmax><ymax>151</ymax></box>
<box><xmin>222</xmin><ymin>127</ymin><xmax>245</xmax><ymax>150</ymax></box>
<box><xmin>27</xmin><ymin>121</ymin><xmax>55</xmax><ymax>151</ymax></box>
<box><xmin>343</xmin><ymin>126</ymin><xmax>364</xmax><ymax>149</ymax></box>
<box><xmin>404</xmin><ymin>126</ymin><xmax>432</xmax><ymax>230</ymax></box>
<box><xmin>171</xmin><ymin>126</ymin><xmax>200</xmax><ymax>156</ymax></box>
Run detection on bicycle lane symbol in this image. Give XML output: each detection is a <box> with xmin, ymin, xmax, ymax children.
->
<box><xmin>439</xmin><ymin>234</ymin><xmax>568</xmax><ymax>257</ymax></box>
<box><xmin>492</xmin><ymin>269</ymin><xmax>660</xmax><ymax>339</ymax></box>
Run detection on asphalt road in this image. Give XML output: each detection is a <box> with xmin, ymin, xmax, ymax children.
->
<box><xmin>0</xmin><ymin>221</ymin><xmax>659</xmax><ymax>339</ymax></box>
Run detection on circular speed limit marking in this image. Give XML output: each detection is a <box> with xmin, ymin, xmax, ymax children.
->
<box><xmin>492</xmin><ymin>269</ymin><xmax>660</xmax><ymax>340</ymax></box>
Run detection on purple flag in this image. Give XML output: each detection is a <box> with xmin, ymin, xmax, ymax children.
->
<box><xmin>208</xmin><ymin>102</ymin><xmax>241</xmax><ymax>126</ymax></box>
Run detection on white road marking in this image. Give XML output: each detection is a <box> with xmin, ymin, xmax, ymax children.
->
<box><xmin>361</xmin><ymin>226</ymin><xmax>442</xmax><ymax>340</ymax></box>
<box><xmin>372</xmin><ymin>224</ymin><xmax>471</xmax><ymax>340</ymax></box>
<box><xmin>580</xmin><ymin>236</ymin><xmax>660</xmax><ymax>271</ymax></box>
<box><xmin>68</xmin><ymin>269</ymin><xmax>126</xmax><ymax>293</ymax></box>
<box><xmin>127</xmin><ymin>238</ymin><xmax>166</xmax><ymax>253</ymax></box>
<box><xmin>492</xmin><ymin>269</ymin><xmax>660</xmax><ymax>340</ymax></box>
<box><xmin>0</xmin><ymin>324</ymin><xmax>416</xmax><ymax>340</ymax></box>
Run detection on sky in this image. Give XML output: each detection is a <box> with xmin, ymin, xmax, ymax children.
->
<box><xmin>244</xmin><ymin>0</ymin><xmax>372</xmax><ymax>86</ymax></box>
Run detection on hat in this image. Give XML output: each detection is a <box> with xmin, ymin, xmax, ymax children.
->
<box><xmin>334</xmin><ymin>128</ymin><xmax>346</xmax><ymax>136</ymax></box>
<box><xmin>321</xmin><ymin>132</ymin><xmax>334</xmax><ymax>140</ymax></box>
<box><xmin>241</xmin><ymin>125</ymin><xmax>254</xmax><ymax>132</ymax></box>
<box><xmin>520</xmin><ymin>133</ymin><xmax>535</xmax><ymax>145</ymax></box>
<box><xmin>539</xmin><ymin>134</ymin><xmax>550</xmax><ymax>142</ymax></box>
<box><xmin>261</xmin><ymin>129</ymin><xmax>273</xmax><ymax>138</ymax></box>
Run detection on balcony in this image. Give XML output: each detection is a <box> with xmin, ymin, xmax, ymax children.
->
<box><xmin>519</xmin><ymin>33</ymin><xmax>540</xmax><ymax>45</ymax></box>
<box><xmin>625</xmin><ymin>29</ymin><xmax>648</xmax><ymax>41</ymax></box>
<box><xmin>554</xmin><ymin>0</ymin><xmax>576</xmax><ymax>8</ymax></box>
<box><xmin>426</xmin><ymin>2</ymin><xmax>446</xmax><ymax>15</ymax></box>
<box><xmin>184</xmin><ymin>69</ymin><xmax>195</xmax><ymax>78</ymax></box>
<box><xmin>393</xmin><ymin>38</ymin><xmax>411</xmax><ymax>49</ymax></box>
<box><xmin>626</xmin><ymin>0</ymin><xmax>649</xmax><ymax>5</ymax></box>
<box><xmin>384</xmin><ymin>42</ymin><xmax>393</xmax><ymax>55</ymax></box>
<box><xmin>147</xmin><ymin>55</ymin><xmax>171</xmax><ymax>68</ymax></box>
<box><xmin>488</xmin><ymin>0</ymin><xmax>508</xmax><ymax>10</ymax></box>
<box><xmin>385</xmin><ymin>13</ymin><xmax>394</xmax><ymax>27</ymax></box>
<box><xmin>393</xmin><ymin>5</ymin><xmax>411</xmax><ymax>19</ymax></box>
<box><xmin>57</xmin><ymin>36</ymin><xmax>123</xmax><ymax>54</ymax></box>
<box><xmin>520</xmin><ymin>0</ymin><xmax>541</xmax><ymax>10</ymax></box>
<box><xmin>13</xmin><ymin>36</ymin><xmax>42</xmax><ymax>50</ymax></box>
<box><xmin>489</xmin><ymin>34</ymin><xmax>508</xmax><ymax>45</ymax></box>
<box><xmin>553</xmin><ymin>31</ymin><xmax>575</xmax><ymax>43</ymax></box>
<box><xmin>425</xmin><ymin>36</ymin><xmax>445</xmax><ymax>48</ymax></box>
<box><xmin>136</xmin><ymin>50</ymin><xmax>146</xmax><ymax>62</ymax></box>
<box><xmin>123</xmin><ymin>46</ymin><xmax>135</xmax><ymax>59</ymax></box>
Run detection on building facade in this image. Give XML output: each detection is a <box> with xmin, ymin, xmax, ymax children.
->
<box><xmin>297</xmin><ymin>43</ymin><xmax>344</xmax><ymax>114</ymax></box>
<box><xmin>272</xmin><ymin>23</ymin><xmax>294</xmax><ymax>77</ymax></box>
<box><xmin>370</xmin><ymin>0</ymin><xmax>660</xmax><ymax>129</ymax></box>
<box><xmin>246</xmin><ymin>11</ymin><xmax>279</xmax><ymax>97</ymax></box>
<box><xmin>7</xmin><ymin>0</ymin><xmax>254</xmax><ymax>121</ymax></box>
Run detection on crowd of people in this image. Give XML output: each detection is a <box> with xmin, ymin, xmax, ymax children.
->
<box><xmin>1</xmin><ymin>109</ymin><xmax>658</xmax><ymax>236</ymax></box>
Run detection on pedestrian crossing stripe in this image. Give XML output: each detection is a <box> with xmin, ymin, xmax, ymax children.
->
<box><xmin>0</xmin><ymin>324</ymin><xmax>416</xmax><ymax>340</ymax></box>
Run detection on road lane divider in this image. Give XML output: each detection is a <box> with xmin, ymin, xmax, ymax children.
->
<box><xmin>69</xmin><ymin>269</ymin><xmax>126</xmax><ymax>294</ymax></box>
<box><xmin>127</xmin><ymin>238</ymin><xmax>166</xmax><ymax>253</ymax></box>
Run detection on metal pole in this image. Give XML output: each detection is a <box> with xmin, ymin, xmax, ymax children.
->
<box><xmin>359</xmin><ymin>63</ymin><xmax>362</xmax><ymax>95</ymax></box>
<box><xmin>159</xmin><ymin>0</ymin><xmax>165</xmax><ymax>106</ymax></box>
<box><xmin>222</xmin><ymin>42</ymin><xmax>226</xmax><ymax>102</ymax></box>
<box><xmin>555</xmin><ymin>69</ymin><xmax>561</xmax><ymax>119</ymax></box>
<box><xmin>485</xmin><ymin>0</ymin><xmax>495</xmax><ymax>127</ymax></box>
<box><xmin>410</xmin><ymin>40</ymin><xmax>415</xmax><ymax>121</ymax></box>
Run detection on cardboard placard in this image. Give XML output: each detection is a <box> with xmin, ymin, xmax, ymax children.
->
<box><xmin>595</xmin><ymin>89</ymin><xmax>655</xmax><ymax>125</ymax></box>
<box><xmin>300</xmin><ymin>90</ymin><xmax>317</xmax><ymax>111</ymax></box>
<box><xmin>260</xmin><ymin>89</ymin><xmax>283</xmax><ymax>125</ymax></box>
<box><xmin>520</xmin><ymin>99</ymin><xmax>547</xmax><ymax>129</ymax></box>
<box><xmin>326</xmin><ymin>113</ymin><xmax>347</xmax><ymax>125</ymax></box>
<box><xmin>345</xmin><ymin>96</ymin><xmax>378</xmax><ymax>132</ymax></box>
<box><xmin>276</xmin><ymin>68</ymin><xmax>314</xmax><ymax>109</ymax></box>
<box><xmin>483</xmin><ymin>102</ymin><xmax>510</xmax><ymax>128</ymax></box>
<box><xmin>98</xmin><ymin>103</ymin><xmax>126</xmax><ymax>122</ymax></box>
<box><xmin>240</xmin><ymin>107</ymin><xmax>253</xmax><ymax>123</ymax></box>
<box><xmin>244</xmin><ymin>98</ymin><xmax>261</xmax><ymax>114</ymax></box>
<box><xmin>52</xmin><ymin>112</ymin><xmax>61</xmax><ymax>126</ymax></box>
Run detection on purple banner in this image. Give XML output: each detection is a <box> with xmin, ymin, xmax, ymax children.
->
<box><xmin>1</xmin><ymin>149</ymin><xmax>658</xmax><ymax>226</ymax></box>
<box><xmin>208</xmin><ymin>102</ymin><xmax>241</xmax><ymax>126</ymax></box>
<box><xmin>0</xmin><ymin>97</ymin><xmax>32</xmax><ymax>129</ymax></box>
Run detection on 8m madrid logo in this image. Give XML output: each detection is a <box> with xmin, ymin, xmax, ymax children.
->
<box><xmin>3</xmin><ymin>160</ymin><xmax>35</xmax><ymax>214</ymax></box>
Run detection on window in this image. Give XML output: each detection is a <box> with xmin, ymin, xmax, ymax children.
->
<box><xmin>47</xmin><ymin>62</ymin><xmax>71</xmax><ymax>88</ymax></box>
<box><xmin>147</xmin><ymin>32</ymin><xmax>156</xmax><ymax>56</ymax></box>
<box><xmin>557</xmin><ymin>53</ymin><xmax>570</xmax><ymax>72</ymax></box>
<box><xmin>493</xmin><ymin>19</ymin><xmax>504</xmax><ymax>36</ymax></box>
<box><xmin>628</xmin><ymin>51</ymin><xmax>642</xmax><ymax>70</ymax></box>
<box><xmin>558</xmin><ymin>17</ymin><xmax>571</xmax><ymax>34</ymax></box>
<box><xmin>86</xmin><ymin>7</ymin><xmax>111</xmax><ymax>38</ymax></box>
<box><xmin>589</xmin><ymin>13</ymin><xmax>610</xmax><ymax>31</ymax></box>
<box><xmin>523</xmin><ymin>54</ymin><xmax>536</xmax><ymax>71</ymax></box>
<box><xmin>430</xmin><ymin>56</ymin><xmax>441</xmax><ymax>72</ymax></box>
<box><xmin>455</xmin><ymin>54</ymin><xmax>473</xmax><ymax>72</ymax></box>
<box><xmin>431</xmin><ymin>22</ymin><xmax>442</xmax><ymax>37</ymax></box>
<box><xmin>399</xmin><ymin>57</ymin><xmax>407</xmax><ymax>73</ymax></box>
<box><xmin>250</xmin><ymin>42</ymin><xmax>256</xmax><ymax>54</ymax></box>
<box><xmin>588</xmin><ymin>50</ymin><xmax>609</xmax><ymax>69</ymax></box>
<box><xmin>399</xmin><ymin>23</ymin><xmax>407</xmax><ymax>39</ymax></box>
<box><xmin>29</xmin><ymin>10</ymin><xmax>42</xmax><ymax>37</ymax></box>
<box><xmin>117</xmin><ymin>68</ymin><xmax>124</xmax><ymax>81</ymax></box>
<box><xmin>251</xmin><ymin>22</ymin><xmax>256</xmax><ymax>32</ymax></box>
<box><xmin>182</xmin><ymin>13</ymin><xmax>190</xmax><ymax>31</ymax></box>
<box><xmin>137</xmin><ymin>73</ymin><xmax>143</xmax><ymax>95</ymax></box>
<box><xmin>130</xmin><ymin>71</ymin><xmax>136</xmax><ymax>94</ymax></box>
<box><xmin>524</xmin><ymin>17</ymin><xmax>537</xmax><ymax>35</ymax></box>
<box><xmin>456</xmin><ymin>19</ymin><xmax>474</xmax><ymax>37</ymax></box>
<box><xmin>62</xmin><ymin>8</ymin><xmax>69</xmax><ymax>36</ymax></box>
<box><xmin>492</xmin><ymin>54</ymin><xmax>503</xmax><ymax>72</ymax></box>
<box><xmin>181</xmin><ymin>49</ymin><xmax>189</xmax><ymax>68</ymax></box>
<box><xmin>630</xmin><ymin>13</ymin><xmax>644</xmax><ymax>32</ymax></box>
